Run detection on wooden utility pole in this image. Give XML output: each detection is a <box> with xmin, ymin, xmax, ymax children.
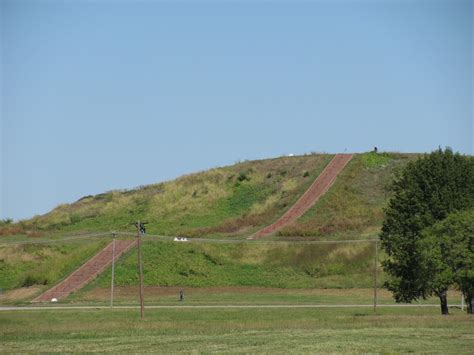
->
<box><xmin>110</xmin><ymin>232</ymin><xmax>116</xmax><ymax>308</ymax></box>
<box><xmin>373</xmin><ymin>238</ymin><xmax>378</xmax><ymax>312</ymax></box>
<box><xmin>136</xmin><ymin>221</ymin><xmax>145</xmax><ymax>319</ymax></box>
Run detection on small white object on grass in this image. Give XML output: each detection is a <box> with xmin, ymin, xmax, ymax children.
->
<box><xmin>51</xmin><ymin>298</ymin><xmax>58</xmax><ymax>303</ymax></box>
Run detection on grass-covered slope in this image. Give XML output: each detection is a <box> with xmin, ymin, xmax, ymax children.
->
<box><xmin>9</xmin><ymin>152</ymin><xmax>416</xmax><ymax>240</ymax></box>
<box><xmin>19</xmin><ymin>154</ymin><xmax>333</xmax><ymax>238</ymax></box>
<box><xmin>0</xmin><ymin>236</ymin><xmax>378</xmax><ymax>294</ymax></box>
<box><xmin>0</xmin><ymin>239</ymin><xmax>108</xmax><ymax>292</ymax></box>
<box><xmin>85</xmin><ymin>239</ymin><xmax>378</xmax><ymax>290</ymax></box>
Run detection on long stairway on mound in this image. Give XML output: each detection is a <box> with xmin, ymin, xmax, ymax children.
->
<box><xmin>33</xmin><ymin>239</ymin><xmax>136</xmax><ymax>302</ymax></box>
<box><xmin>251</xmin><ymin>154</ymin><xmax>353</xmax><ymax>239</ymax></box>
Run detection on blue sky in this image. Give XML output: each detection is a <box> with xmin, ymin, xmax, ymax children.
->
<box><xmin>1</xmin><ymin>0</ymin><xmax>472</xmax><ymax>220</ymax></box>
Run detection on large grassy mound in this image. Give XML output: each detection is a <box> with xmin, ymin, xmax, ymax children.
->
<box><xmin>0</xmin><ymin>152</ymin><xmax>418</xmax><ymax>294</ymax></box>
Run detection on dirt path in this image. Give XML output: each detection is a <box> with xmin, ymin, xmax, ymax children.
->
<box><xmin>0</xmin><ymin>304</ymin><xmax>449</xmax><ymax>311</ymax></box>
<box><xmin>33</xmin><ymin>240</ymin><xmax>136</xmax><ymax>302</ymax></box>
<box><xmin>251</xmin><ymin>153</ymin><xmax>353</xmax><ymax>239</ymax></box>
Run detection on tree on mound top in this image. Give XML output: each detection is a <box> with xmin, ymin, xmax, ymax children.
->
<box><xmin>380</xmin><ymin>147</ymin><xmax>474</xmax><ymax>315</ymax></box>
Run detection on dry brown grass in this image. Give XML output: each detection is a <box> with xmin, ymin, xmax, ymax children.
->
<box><xmin>0</xmin><ymin>286</ymin><xmax>41</xmax><ymax>302</ymax></box>
<box><xmin>0</xmin><ymin>225</ymin><xmax>44</xmax><ymax>238</ymax></box>
<box><xmin>0</xmin><ymin>225</ymin><xmax>24</xmax><ymax>236</ymax></box>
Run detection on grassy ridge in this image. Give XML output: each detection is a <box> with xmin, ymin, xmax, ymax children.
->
<box><xmin>4</xmin><ymin>153</ymin><xmax>416</xmax><ymax>239</ymax></box>
<box><xmin>17</xmin><ymin>154</ymin><xmax>332</xmax><ymax>238</ymax></box>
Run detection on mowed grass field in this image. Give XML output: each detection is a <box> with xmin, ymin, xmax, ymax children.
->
<box><xmin>68</xmin><ymin>286</ymin><xmax>463</xmax><ymax>307</ymax></box>
<box><xmin>1</xmin><ymin>307</ymin><xmax>472</xmax><ymax>353</ymax></box>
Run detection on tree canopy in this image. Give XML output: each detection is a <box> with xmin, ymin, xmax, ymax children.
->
<box><xmin>380</xmin><ymin>148</ymin><xmax>474</xmax><ymax>314</ymax></box>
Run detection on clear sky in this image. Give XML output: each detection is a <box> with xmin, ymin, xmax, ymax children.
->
<box><xmin>1</xmin><ymin>0</ymin><xmax>472</xmax><ymax>221</ymax></box>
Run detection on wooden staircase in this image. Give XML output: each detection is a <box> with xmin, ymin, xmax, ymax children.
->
<box><xmin>251</xmin><ymin>154</ymin><xmax>353</xmax><ymax>239</ymax></box>
<box><xmin>33</xmin><ymin>239</ymin><xmax>136</xmax><ymax>302</ymax></box>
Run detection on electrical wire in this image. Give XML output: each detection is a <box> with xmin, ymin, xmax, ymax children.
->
<box><xmin>0</xmin><ymin>230</ymin><xmax>379</xmax><ymax>247</ymax></box>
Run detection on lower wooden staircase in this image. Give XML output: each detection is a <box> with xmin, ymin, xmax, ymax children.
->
<box><xmin>33</xmin><ymin>239</ymin><xmax>136</xmax><ymax>302</ymax></box>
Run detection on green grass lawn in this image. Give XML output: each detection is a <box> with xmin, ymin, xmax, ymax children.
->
<box><xmin>67</xmin><ymin>286</ymin><xmax>463</xmax><ymax>308</ymax></box>
<box><xmin>1</xmin><ymin>307</ymin><xmax>472</xmax><ymax>353</ymax></box>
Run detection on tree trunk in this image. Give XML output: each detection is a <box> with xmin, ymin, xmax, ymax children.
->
<box><xmin>466</xmin><ymin>292</ymin><xmax>473</xmax><ymax>314</ymax></box>
<box><xmin>438</xmin><ymin>290</ymin><xmax>449</xmax><ymax>315</ymax></box>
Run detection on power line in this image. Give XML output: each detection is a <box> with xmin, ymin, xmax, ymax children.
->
<box><xmin>0</xmin><ymin>232</ymin><xmax>112</xmax><ymax>247</ymax></box>
<box><xmin>0</xmin><ymin>230</ymin><xmax>379</xmax><ymax>247</ymax></box>
<box><xmin>119</xmin><ymin>232</ymin><xmax>379</xmax><ymax>245</ymax></box>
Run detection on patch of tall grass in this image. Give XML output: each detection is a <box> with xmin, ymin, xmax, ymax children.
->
<box><xmin>0</xmin><ymin>239</ymin><xmax>108</xmax><ymax>290</ymax></box>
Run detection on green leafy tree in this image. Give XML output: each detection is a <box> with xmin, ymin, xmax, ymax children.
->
<box><xmin>380</xmin><ymin>148</ymin><xmax>474</xmax><ymax>314</ymax></box>
<box><xmin>420</xmin><ymin>209</ymin><xmax>474</xmax><ymax>314</ymax></box>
